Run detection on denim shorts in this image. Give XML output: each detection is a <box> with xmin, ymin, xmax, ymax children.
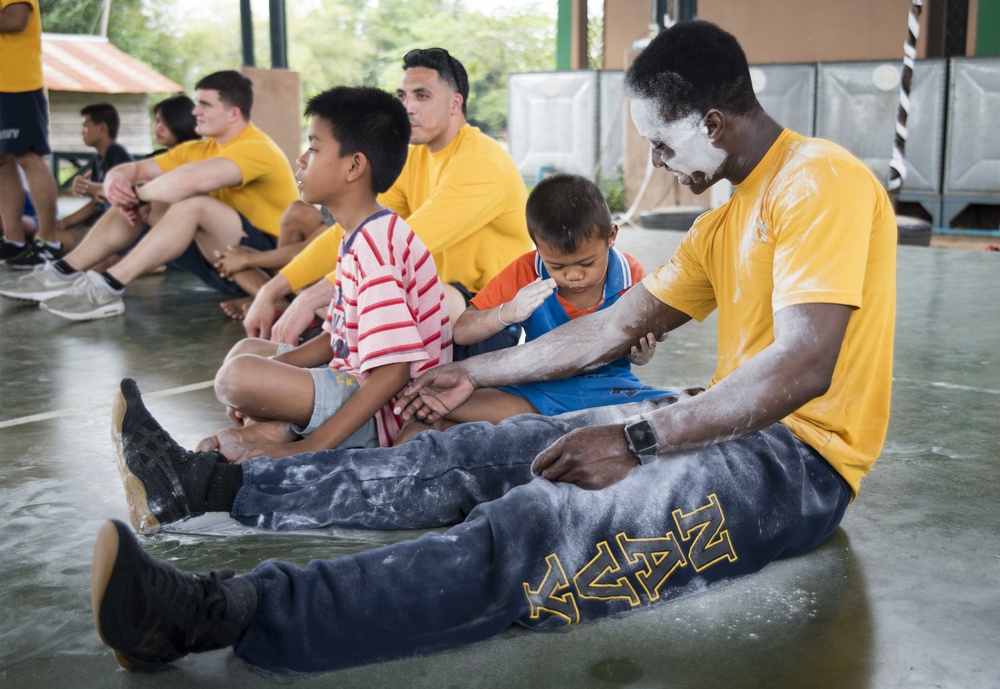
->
<box><xmin>291</xmin><ymin>366</ymin><xmax>379</xmax><ymax>449</ymax></box>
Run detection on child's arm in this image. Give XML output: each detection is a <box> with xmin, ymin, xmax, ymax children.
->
<box><xmin>453</xmin><ymin>277</ymin><xmax>556</xmax><ymax>345</ymax></box>
<box><xmin>272</xmin><ymin>333</ymin><xmax>334</xmax><ymax>368</ymax></box>
<box><xmin>626</xmin><ymin>332</ymin><xmax>667</xmax><ymax>366</ymax></box>
<box><xmin>55</xmin><ymin>201</ymin><xmax>98</xmax><ymax>231</ymax></box>
<box><xmin>284</xmin><ymin>361</ymin><xmax>412</xmax><ymax>455</ymax></box>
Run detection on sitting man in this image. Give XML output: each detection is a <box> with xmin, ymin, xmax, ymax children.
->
<box><xmin>0</xmin><ymin>70</ymin><xmax>299</xmax><ymax>321</ymax></box>
<box><xmin>244</xmin><ymin>48</ymin><xmax>532</xmax><ymax>359</ymax></box>
<box><xmin>91</xmin><ymin>21</ymin><xmax>895</xmax><ymax>676</ymax></box>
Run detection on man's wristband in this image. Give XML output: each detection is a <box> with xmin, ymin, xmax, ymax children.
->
<box><xmin>623</xmin><ymin>418</ymin><xmax>659</xmax><ymax>464</ymax></box>
<box><xmin>132</xmin><ymin>184</ymin><xmax>150</xmax><ymax>206</ymax></box>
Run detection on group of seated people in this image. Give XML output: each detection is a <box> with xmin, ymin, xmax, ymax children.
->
<box><xmin>54</xmin><ymin>22</ymin><xmax>896</xmax><ymax>676</ymax></box>
<box><xmin>0</xmin><ymin>48</ymin><xmax>674</xmax><ymax>458</ymax></box>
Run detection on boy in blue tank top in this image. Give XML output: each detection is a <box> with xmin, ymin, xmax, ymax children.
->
<box><xmin>393</xmin><ymin>173</ymin><xmax>675</xmax><ymax>444</ymax></box>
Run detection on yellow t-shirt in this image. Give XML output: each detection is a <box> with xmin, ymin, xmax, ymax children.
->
<box><xmin>154</xmin><ymin>123</ymin><xmax>298</xmax><ymax>237</ymax></box>
<box><xmin>642</xmin><ymin>130</ymin><xmax>897</xmax><ymax>497</ymax></box>
<box><xmin>281</xmin><ymin>123</ymin><xmax>531</xmax><ymax>292</ymax></box>
<box><xmin>0</xmin><ymin>0</ymin><xmax>43</xmax><ymax>93</ymax></box>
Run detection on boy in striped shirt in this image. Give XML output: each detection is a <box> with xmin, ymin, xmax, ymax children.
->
<box><xmin>196</xmin><ymin>86</ymin><xmax>452</xmax><ymax>461</ymax></box>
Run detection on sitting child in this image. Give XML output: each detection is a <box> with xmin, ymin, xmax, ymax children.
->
<box><xmin>196</xmin><ymin>86</ymin><xmax>452</xmax><ymax>462</ymax></box>
<box><xmin>393</xmin><ymin>173</ymin><xmax>673</xmax><ymax>444</ymax></box>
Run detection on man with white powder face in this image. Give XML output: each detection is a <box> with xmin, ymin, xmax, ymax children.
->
<box><xmin>90</xmin><ymin>21</ymin><xmax>896</xmax><ymax>674</ymax></box>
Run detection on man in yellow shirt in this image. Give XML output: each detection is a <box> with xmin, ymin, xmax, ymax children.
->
<box><xmin>0</xmin><ymin>70</ymin><xmax>299</xmax><ymax>321</ymax></box>
<box><xmin>243</xmin><ymin>48</ymin><xmax>532</xmax><ymax>360</ymax></box>
<box><xmin>90</xmin><ymin>22</ymin><xmax>895</xmax><ymax>673</ymax></box>
<box><xmin>0</xmin><ymin>0</ymin><xmax>61</xmax><ymax>266</ymax></box>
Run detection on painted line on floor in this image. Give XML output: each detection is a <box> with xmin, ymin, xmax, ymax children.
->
<box><xmin>0</xmin><ymin>380</ymin><xmax>215</xmax><ymax>429</ymax></box>
<box><xmin>894</xmin><ymin>376</ymin><xmax>1000</xmax><ymax>396</ymax></box>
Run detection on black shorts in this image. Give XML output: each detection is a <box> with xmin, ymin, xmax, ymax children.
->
<box><xmin>0</xmin><ymin>89</ymin><xmax>51</xmax><ymax>156</ymax></box>
<box><xmin>162</xmin><ymin>213</ymin><xmax>277</xmax><ymax>295</ymax></box>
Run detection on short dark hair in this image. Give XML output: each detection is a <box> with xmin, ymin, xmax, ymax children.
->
<box><xmin>194</xmin><ymin>70</ymin><xmax>254</xmax><ymax>119</ymax></box>
<box><xmin>304</xmin><ymin>86</ymin><xmax>411</xmax><ymax>194</ymax></box>
<box><xmin>402</xmin><ymin>47</ymin><xmax>469</xmax><ymax>115</ymax></box>
<box><xmin>526</xmin><ymin>173</ymin><xmax>614</xmax><ymax>254</ymax></box>
<box><xmin>153</xmin><ymin>94</ymin><xmax>198</xmax><ymax>145</ymax></box>
<box><xmin>625</xmin><ymin>21</ymin><xmax>760</xmax><ymax>121</ymax></box>
<box><xmin>80</xmin><ymin>103</ymin><xmax>120</xmax><ymax>139</ymax></box>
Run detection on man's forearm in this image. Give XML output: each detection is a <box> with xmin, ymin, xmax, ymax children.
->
<box><xmin>462</xmin><ymin>285</ymin><xmax>683</xmax><ymax>389</ymax></box>
<box><xmin>640</xmin><ymin>302</ymin><xmax>852</xmax><ymax>457</ymax></box>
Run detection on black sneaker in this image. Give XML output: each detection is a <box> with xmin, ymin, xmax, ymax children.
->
<box><xmin>0</xmin><ymin>238</ymin><xmax>28</xmax><ymax>263</ymax></box>
<box><xmin>91</xmin><ymin>519</ymin><xmax>256</xmax><ymax>671</ymax></box>
<box><xmin>6</xmin><ymin>239</ymin><xmax>67</xmax><ymax>269</ymax></box>
<box><xmin>112</xmin><ymin>378</ymin><xmax>222</xmax><ymax>533</ymax></box>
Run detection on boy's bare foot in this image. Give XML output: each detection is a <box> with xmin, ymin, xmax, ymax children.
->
<box><xmin>196</xmin><ymin>420</ymin><xmax>297</xmax><ymax>462</ymax></box>
<box><xmin>219</xmin><ymin>296</ymin><xmax>253</xmax><ymax>320</ymax></box>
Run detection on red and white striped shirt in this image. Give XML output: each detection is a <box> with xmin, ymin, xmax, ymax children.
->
<box><xmin>324</xmin><ymin>210</ymin><xmax>452</xmax><ymax>445</ymax></box>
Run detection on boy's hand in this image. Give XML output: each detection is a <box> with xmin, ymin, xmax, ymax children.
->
<box><xmin>71</xmin><ymin>170</ymin><xmax>93</xmax><ymax>197</ymax></box>
<box><xmin>504</xmin><ymin>277</ymin><xmax>556</xmax><ymax>323</ymax></box>
<box><xmin>395</xmin><ymin>364</ymin><xmax>476</xmax><ymax>423</ymax></box>
<box><xmin>627</xmin><ymin>331</ymin><xmax>666</xmax><ymax>366</ymax></box>
<box><xmin>215</xmin><ymin>245</ymin><xmax>254</xmax><ymax>278</ymax></box>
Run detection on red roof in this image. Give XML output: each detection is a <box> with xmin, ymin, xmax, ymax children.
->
<box><xmin>42</xmin><ymin>33</ymin><xmax>182</xmax><ymax>94</ymax></box>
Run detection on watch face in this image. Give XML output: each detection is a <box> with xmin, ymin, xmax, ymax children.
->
<box><xmin>627</xmin><ymin>420</ymin><xmax>657</xmax><ymax>454</ymax></box>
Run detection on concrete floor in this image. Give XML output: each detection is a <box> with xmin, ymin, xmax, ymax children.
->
<box><xmin>0</xmin><ymin>228</ymin><xmax>997</xmax><ymax>688</ymax></box>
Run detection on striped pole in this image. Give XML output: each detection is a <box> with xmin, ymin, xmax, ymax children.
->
<box><xmin>887</xmin><ymin>0</ymin><xmax>924</xmax><ymax>209</ymax></box>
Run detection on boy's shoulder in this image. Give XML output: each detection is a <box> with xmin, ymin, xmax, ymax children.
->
<box><xmin>349</xmin><ymin>211</ymin><xmax>429</xmax><ymax>261</ymax></box>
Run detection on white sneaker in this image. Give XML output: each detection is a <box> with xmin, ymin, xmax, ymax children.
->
<box><xmin>40</xmin><ymin>271</ymin><xmax>125</xmax><ymax>321</ymax></box>
<box><xmin>0</xmin><ymin>264</ymin><xmax>83</xmax><ymax>302</ymax></box>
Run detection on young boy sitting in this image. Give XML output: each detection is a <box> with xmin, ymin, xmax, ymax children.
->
<box><xmin>393</xmin><ymin>173</ymin><xmax>673</xmax><ymax>444</ymax></box>
<box><xmin>195</xmin><ymin>86</ymin><xmax>452</xmax><ymax>462</ymax></box>
<box><xmin>55</xmin><ymin>104</ymin><xmax>133</xmax><ymax>233</ymax></box>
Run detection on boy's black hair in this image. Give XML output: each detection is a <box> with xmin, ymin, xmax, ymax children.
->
<box><xmin>625</xmin><ymin>21</ymin><xmax>760</xmax><ymax>121</ymax></box>
<box><xmin>526</xmin><ymin>173</ymin><xmax>614</xmax><ymax>254</ymax></box>
<box><xmin>153</xmin><ymin>94</ymin><xmax>199</xmax><ymax>145</ymax></box>
<box><xmin>402</xmin><ymin>47</ymin><xmax>469</xmax><ymax>115</ymax></box>
<box><xmin>304</xmin><ymin>86</ymin><xmax>411</xmax><ymax>194</ymax></box>
<box><xmin>80</xmin><ymin>103</ymin><xmax>120</xmax><ymax>139</ymax></box>
<box><xmin>194</xmin><ymin>70</ymin><xmax>254</xmax><ymax>119</ymax></box>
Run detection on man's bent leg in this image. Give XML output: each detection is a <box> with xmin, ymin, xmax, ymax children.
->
<box><xmin>107</xmin><ymin>196</ymin><xmax>246</xmax><ymax>286</ymax></box>
<box><xmin>235</xmin><ymin>424</ymin><xmax>851</xmax><ymax>673</ymax></box>
<box><xmin>62</xmin><ymin>207</ymin><xmax>145</xmax><ymax>273</ymax></box>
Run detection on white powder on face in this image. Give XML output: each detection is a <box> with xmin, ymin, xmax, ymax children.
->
<box><xmin>630</xmin><ymin>98</ymin><xmax>727</xmax><ymax>181</ymax></box>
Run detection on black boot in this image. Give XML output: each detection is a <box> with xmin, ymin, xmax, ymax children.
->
<box><xmin>91</xmin><ymin>520</ymin><xmax>256</xmax><ymax>670</ymax></box>
<box><xmin>112</xmin><ymin>378</ymin><xmax>224</xmax><ymax>533</ymax></box>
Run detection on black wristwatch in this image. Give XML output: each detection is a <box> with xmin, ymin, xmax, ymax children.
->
<box><xmin>623</xmin><ymin>418</ymin><xmax>658</xmax><ymax>464</ymax></box>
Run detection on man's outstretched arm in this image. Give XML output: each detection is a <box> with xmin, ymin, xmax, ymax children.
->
<box><xmin>532</xmin><ymin>302</ymin><xmax>853</xmax><ymax>489</ymax></box>
<box><xmin>129</xmin><ymin>158</ymin><xmax>243</xmax><ymax>206</ymax></box>
<box><xmin>396</xmin><ymin>284</ymin><xmax>687</xmax><ymax>422</ymax></box>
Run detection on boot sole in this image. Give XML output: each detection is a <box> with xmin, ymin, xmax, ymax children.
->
<box><xmin>111</xmin><ymin>385</ymin><xmax>162</xmax><ymax>535</ymax></box>
<box><xmin>91</xmin><ymin>521</ymin><xmax>135</xmax><ymax>671</ymax></box>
